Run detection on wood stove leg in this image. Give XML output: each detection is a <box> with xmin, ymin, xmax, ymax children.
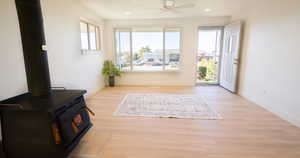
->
<box><xmin>0</xmin><ymin>142</ymin><xmax>6</xmax><ymax>158</ymax></box>
<box><xmin>0</xmin><ymin>117</ymin><xmax>6</xmax><ymax>158</ymax></box>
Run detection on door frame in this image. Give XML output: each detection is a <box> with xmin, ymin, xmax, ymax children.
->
<box><xmin>195</xmin><ymin>26</ymin><xmax>225</xmax><ymax>86</ymax></box>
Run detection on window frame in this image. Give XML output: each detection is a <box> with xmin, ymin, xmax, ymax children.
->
<box><xmin>114</xmin><ymin>27</ymin><xmax>182</xmax><ymax>72</ymax></box>
<box><xmin>80</xmin><ymin>20</ymin><xmax>102</xmax><ymax>52</ymax></box>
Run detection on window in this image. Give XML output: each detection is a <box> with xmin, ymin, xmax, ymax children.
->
<box><xmin>115</xmin><ymin>27</ymin><xmax>181</xmax><ymax>71</ymax></box>
<box><xmin>80</xmin><ymin>21</ymin><xmax>101</xmax><ymax>51</ymax></box>
<box><xmin>132</xmin><ymin>27</ymin><xmax>164</xmax><ymax>71</ymax></box>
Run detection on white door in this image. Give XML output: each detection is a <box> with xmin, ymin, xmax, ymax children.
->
<box><xmin>220</xmin><ymin>21</ymin><xmax>242</xmax><ymax>93</ymax></box>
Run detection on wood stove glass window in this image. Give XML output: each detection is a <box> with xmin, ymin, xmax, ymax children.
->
<box><xmin>80</xmin><ymin>21</ymin><xmax>101</xmax><ymax>51</ymax></box>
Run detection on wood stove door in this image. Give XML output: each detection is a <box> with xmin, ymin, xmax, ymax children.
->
<box><xmin>58</xmin><ymin>101</ymin><xmax>91</xmax><ymax>146</ymax></box>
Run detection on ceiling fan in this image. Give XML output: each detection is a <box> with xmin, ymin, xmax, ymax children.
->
<box><xmin>160</xmin><ymin>0</ymin><xmax>195</xmax><ymax>13</ymax></box>
<box><xmin>151</xmin><ymin>0</ymin><xmax>196</xmax><ymax>14</ymax></box>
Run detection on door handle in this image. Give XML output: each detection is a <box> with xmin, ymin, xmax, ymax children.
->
<box><xmin>234</xmin><ymin>59</ymin><xmax>239</xmax><ymax>65</ymax></box>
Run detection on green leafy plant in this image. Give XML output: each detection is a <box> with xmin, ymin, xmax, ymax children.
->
<box><xmin>102</xmin><ymin>60</ymin><xmax>123</xmax><ymax>87</ymax></box>
<box><xmin>102</xmin><ymin>60</ymin><xmax>122</xmax><ymax>78</ymax></box>
<box><xmin>198</xmin><ymin>58</ymin><xmax>218</xmax><ymax>82</ymax></box>
<box><xmin>198</xmin><ymin>66</ymin><xmax>207</xmax><ymax>80</ymax></box>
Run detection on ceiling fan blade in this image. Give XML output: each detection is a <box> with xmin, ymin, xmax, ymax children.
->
<box><xmin>174</xmin><ymin>3</ymin><xmax>195</xmax><ymax>9</ymax></box>
<box><xmin>142</xmin><ymin>7</ymin><xmax>161</xmax><ymax>10</ymax></box>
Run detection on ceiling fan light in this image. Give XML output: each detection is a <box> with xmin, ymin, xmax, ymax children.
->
<box><xmin>165</xmin><ymin>0</ymin><xmax>175</xmax><ymax>8</ymax></box>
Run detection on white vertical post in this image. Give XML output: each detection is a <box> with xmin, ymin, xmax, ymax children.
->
<box><xmin>163</xmin><ymin>28</ymin><xmax>166</xmax><ymax>71</ymax></box>
<box><xmin>130</xmin><ymin>28</ymin><xmax>133</xmax><ymax>71</ymax></box>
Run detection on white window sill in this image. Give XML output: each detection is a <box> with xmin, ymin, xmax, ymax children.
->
<box><xmin>122</xmin><ymin>70</ymin><xmax>181</xmax><ymax>73</ymax></box>
<box><xmin>81</xmin><ymin>49</ymin><xmax>102</xmax><ymax>55</ymax></box>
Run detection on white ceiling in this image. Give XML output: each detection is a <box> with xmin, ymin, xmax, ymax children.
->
<box><xmin>80</xmin><ymin>0</ymin><xmax>255</xmax><ymax>19</ymax></box>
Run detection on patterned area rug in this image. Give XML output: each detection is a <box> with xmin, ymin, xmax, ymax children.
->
<box><xmin>114</xmin><ymin>93</ymin><xmax>222</xmax><ymax>119</ymax></box>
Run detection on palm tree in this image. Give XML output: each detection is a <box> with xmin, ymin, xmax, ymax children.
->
<box><xmin>138</xmin><ymin>46</ymin><xmax>152</xmax><ymax>59</ymax></box>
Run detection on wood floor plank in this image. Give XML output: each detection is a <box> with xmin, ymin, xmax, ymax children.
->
<box><xmin>70</xmin><ymin>86</ymin><xmax>300</xmax><ymax>158</ymax></box>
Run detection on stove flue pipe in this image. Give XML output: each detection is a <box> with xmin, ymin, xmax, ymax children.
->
<box><xmin>15</xmin><ymin>0</ymin><xmax>52</xmax><ymax>96</ymax></box>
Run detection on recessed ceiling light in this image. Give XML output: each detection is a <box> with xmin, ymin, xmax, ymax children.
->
<box><xmin>204</xmin><ymin>8</ymin><xmax>212</xmax><ymax>12</ymax></box>
<box><xmin>124</xmin><ymin>11</ymin><xmax>132</xmax><ymax>15</ymax></box>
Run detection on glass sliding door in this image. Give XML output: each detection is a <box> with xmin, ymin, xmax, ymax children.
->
<box><xmin>197</xmin><ymin>27</ymin><xmax>223</xmax><ymax>84</ymax></box>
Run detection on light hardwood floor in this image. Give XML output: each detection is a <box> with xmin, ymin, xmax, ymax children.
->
<box><xmin>70</xmin><ymin>86</ymin><xmax>300</xmax><ymax>158</ymax></box>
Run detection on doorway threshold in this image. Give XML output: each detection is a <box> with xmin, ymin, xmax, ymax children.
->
<box><xmin>196</xmin><ymin>82</ymin><xmax>219</xmax><ymax>86</ymax></box>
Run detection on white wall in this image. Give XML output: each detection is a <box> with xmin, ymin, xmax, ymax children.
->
<box><xmin>235</xmin><ymin>0</ymin><xmax>300</xmax><ymax>127</ymax></box>
<box><xmin>0</xmin><ymin>0</ymin><xmax>28</xmax><ymax>100</ymax></box>
<box><xmin>105</xmin><ymin>17</ymin><xmax>231</xmax><ymax>86</ymax></box>
<box><xmin>0</xmin><ymin>0</ymin><xmax>106</xmax><ymax>101</ymax></box>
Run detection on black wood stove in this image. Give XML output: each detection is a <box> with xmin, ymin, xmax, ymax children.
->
<box><xmin>0</xmin><ymin>90</ymin><xmax>93</xmax><ymax>158</ymax></box>
<box><xmin>0</xmin><ymin>0</ymin><xmax>93</xmax><ymax>158</ymax></box>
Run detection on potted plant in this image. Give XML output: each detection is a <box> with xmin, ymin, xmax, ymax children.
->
<box><xmin>102</xmin><ymin>60</ymin><xmax>122</xmax><ymax>87</ymax></box>
<box><xmin>198</xmin><ymin>66</ymin><xmax>207</xmax><ymax>80</ymax></box>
